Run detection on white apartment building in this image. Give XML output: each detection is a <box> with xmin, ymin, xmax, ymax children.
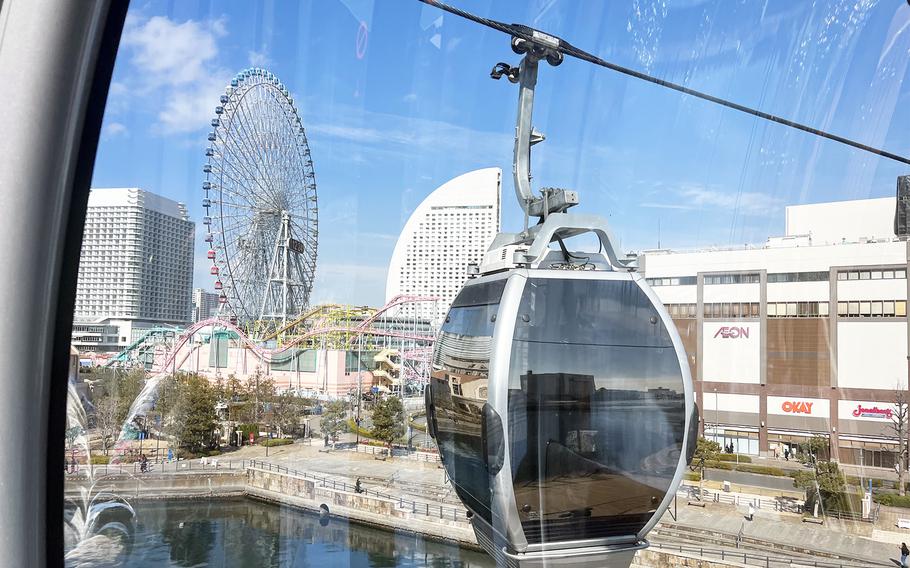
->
<box><xmin>385</xmin><ymin>168</ymin><xmax>501</xmax><ymax>323</ymax></box>
<box><xmin>193</xmin><ymin>288</ymin><xmax>220</xmax><ymax>322</ymax></box>
<box><xmin>73</xmin><ymin>188</ymin><xmax>194</xmax><ymax>351</ymax></box>
<box><xmin>641</xmin><ymin>197</ymin><xmax>909</xmax><ymax>467</ymax></box>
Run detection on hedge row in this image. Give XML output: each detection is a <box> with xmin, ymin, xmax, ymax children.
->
<box><xmin>874</xmin><ymin>493</ymin><xmax>910</xmax><ymax>508</ymax></box>
<box><xmin>260</xmin><ymin>438</ymin><xmax>293</xmax><ymax>448</ymax></box>
<box><xmin>683</xmin><ymin>471</ymin><xmax>701</xmax><ymax>482</ymax></box>
<box><xmin>704</xmin><ymin>461</ymin><xmax>787</xmax><ymax>477</ymax></box>
<box><xmin>714</xmin><ymin>454</ymin><xmax>752</xmax><ymax>463</ymax></box>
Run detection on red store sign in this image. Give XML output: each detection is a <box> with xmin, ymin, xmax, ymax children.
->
<box><xmin>852</xmin><ymin>405</ymin><xmax>892</xmax><ymax>419</ymax></box>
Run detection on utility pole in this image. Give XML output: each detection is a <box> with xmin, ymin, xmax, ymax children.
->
<box><xmin>356</xmin><ymin>336</ymin><xmax>363</xmax><ymax>446</ymax></box>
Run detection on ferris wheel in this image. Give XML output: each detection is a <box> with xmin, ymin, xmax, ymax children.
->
<box><xmin>202</xmin><ymin>68</ymin><xmax>318</xmax><ymax>329</ymax></box>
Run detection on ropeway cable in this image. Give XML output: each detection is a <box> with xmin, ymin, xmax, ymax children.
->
<box><xmin>417</xmin><ymin>0</ymin><xmax>910</xmax><ymax>167</ymax></box>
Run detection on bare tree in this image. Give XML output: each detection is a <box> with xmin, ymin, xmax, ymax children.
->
<box><xmin>887</xmin><ymin>389</ymin><xmax>909</xmax><ymax>496</ymax></box>
<box><xmin>94</xmin><ymin>397</ymin><xmax>119</xmax><ymax>456</ymax></box>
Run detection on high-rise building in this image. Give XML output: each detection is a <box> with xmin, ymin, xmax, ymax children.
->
<box><xmin>193</xmin><ymin>288</ymin><xmax>220</xmax><ymax>322</ymax></box>
<box><xmin>386</xmin><ymin>168</ymin><xmax>501</xmax><ymax>322</ymax></box>
<box><xmin>74</xmin><ymin>188</ymin><xmax>194</xmax><ymax>335</ymax></box>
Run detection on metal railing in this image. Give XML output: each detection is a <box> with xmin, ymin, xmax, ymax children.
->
<box><xmin>349</xmin><ymin>443</ymin><xmax>441</xmax><ymax>463</ymax></box>
<box><xmin>67</xmin><ymin>459</ymin><xmax>248</xmax><ymax>477</ymax></box>
<box><xmin>679</xmin><ymin>487</ymin><xmax>804</xmax><ymax>513</ymax></box>
<box><xmin>248</xmin><ymin>459</ymin><xmax>468</xmax><ymax>522</ymax></box>
<box><xmin>649</xmin><ymin>542</ymin><xmax>884</xmax><ymax>568</ymax></box>
<box><xmin>249</xmin><ymin>459</ymin><xmax>465</xmax><ymax>520</ymax></box>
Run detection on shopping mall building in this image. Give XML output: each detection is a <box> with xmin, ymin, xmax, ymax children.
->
<box><xmin>641</xmin><ymin>197</ymin><xmax>909</xmax><ymax>468</ymax></box>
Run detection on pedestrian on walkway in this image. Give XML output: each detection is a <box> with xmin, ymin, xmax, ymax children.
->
<box><xmin>784</xmin><ymin>448</ymin><xmax>790</xmax><ymax>461</ymax></box>
<box><xmin>355</xmin><ymin>478</ymin><xmax>363</xmax><ymax>494</ymax></box>
<box><xmin>747</xmin><ymin>503</ymin><xmax>755</xmax><ymax>521</ymax></box>
<box><xmin>901</xmin><ymin>542</ymin><xmax>908</xmax><ymax>567</ymax></box>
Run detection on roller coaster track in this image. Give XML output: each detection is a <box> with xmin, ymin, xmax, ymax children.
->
<box><xmin>147</xmin><ymin>296</ymin><xmax>440</xmax><ymax>375</ymax></box>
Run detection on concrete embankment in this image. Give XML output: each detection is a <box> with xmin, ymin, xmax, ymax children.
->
<box><xmin>244</xmin><ymin>465</ymin><xmax>478</xmax><ymax>546</ymax></box>
<box><xmin>64</xmin><ymin>471</ymin><xmax>247</xmax><ymax>501</ymax></box>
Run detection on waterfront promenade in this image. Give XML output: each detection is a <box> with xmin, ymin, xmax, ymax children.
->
<box><xmin>66</xmin><ymin>443</ymin><xmax>907</xmax><ymax>567</ymax></box>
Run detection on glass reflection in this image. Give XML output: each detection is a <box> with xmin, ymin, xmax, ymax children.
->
<box><xmin>508</xmin><ymin>278</ymin><xmax>686</xmax><ymax>542</ymax></box>
<box><xmin>430</xmin><ymin>280</ymin><xmax>503</xmax><ymax>524</ymax></box>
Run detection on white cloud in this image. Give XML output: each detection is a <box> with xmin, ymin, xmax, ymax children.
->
<box><xmin>641</xmin><ymin>183</ymin><xmax>784</xmax><ymax>217</ymax></box>
<box><xmin>108</xmin><ymin>82</ymin><xmax>128</xmax><ymax>96</ymax></box>
<box><xmin>156</xmin><ymin>79</ymin><xmax>229</xmax><ymax>134</ymax></box>
<box><xmin>306</xmin><ymin>105</ymin><xmax>511</xmax><ymax>163</ymax></box>
<box><xmin>248</xmin><ymin>49</ymin><xmax>272</xmax><ymax>67</ymax></box>
<box><xmin>122</xmin><ymin>16</ymin><xmax>225</xmax><ymax>86</ymax></box>
<box><xmin>102</xmin><ymin>122</ymin><xmax>128</xmax><ymax>138</ymax></box>
<box><xmin>118</xmin><ymin>15</ymin><xmax>231</xmax><ymax>134</ymax></box>
<box><xmin>678</xmin><ymin>186</ymin><xmax>784</xmax><ymax>216</ymax></box>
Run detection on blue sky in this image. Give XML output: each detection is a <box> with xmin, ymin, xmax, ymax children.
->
<box><xmin>91</xmin><ymin>0</ymin><xmax>910</xmax><ymax>306</ymax></box>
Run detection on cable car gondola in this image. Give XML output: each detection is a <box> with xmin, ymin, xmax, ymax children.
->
<box><xmin>424</xmin><ymin>13</ymin><xmax>697</xmax><ymax>568</ymax></box>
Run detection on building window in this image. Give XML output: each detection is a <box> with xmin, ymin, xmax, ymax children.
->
<box><xmin>837</xmin><ymin>300</ymin><xmax>906</xmax><ymax>317</ymax></box>
<box><xmin>767</xmin><ymin>271</ymin><xmax>829</xmax><ymax>283</ymax></box>
<box><xmin>839</xmin><ymin>268</ymin><xmax>906</xmax><ymax>281</ymax></box>
<box><xmin>646</xmin><ymin>276</ymin><xmax>697</xmax><ymax>286</ymax></box>
<box><xmin>704</xmin><ymin>273</ymin><xmax>760</xmax><ymax>285</ymax></box>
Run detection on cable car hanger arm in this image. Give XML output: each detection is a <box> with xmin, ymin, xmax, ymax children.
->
<box><xmin>417</xmin><ymin>0</ymin><xmax>910</xmax><ymax>169</ymax></box>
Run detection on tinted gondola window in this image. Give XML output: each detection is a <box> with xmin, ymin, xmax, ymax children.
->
<box><xmin>508</xmin><ymin>277</ymin><xmax>686</xmax><ymax>542</ymax></box>
<box><xmin>430</xmin><ymin>279</ymin><xmax>504</xmax><ymax>522</ymax></box>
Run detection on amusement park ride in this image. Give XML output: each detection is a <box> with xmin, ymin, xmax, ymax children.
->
<box><xmin>105</xmin><ymin>68</ymin><xmax>442</xmax><ymax>395</ymax></box>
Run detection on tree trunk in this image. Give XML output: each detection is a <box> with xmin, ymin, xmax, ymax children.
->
<box><xmin>902</xmin><ymin>436</ymin><xmax>908</xmax><ymax>497</ymax></box>
<box><xmin>699</xmin><ymin>466</ymin><xmax>704</xmax><ymax>500</ymax></box>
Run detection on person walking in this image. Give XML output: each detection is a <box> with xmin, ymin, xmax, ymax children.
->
<box><xmin>901</xmin><ymin>542</ymin><xmax>909</xmax><ymax>567</ymax></box>
<box><xmin>747</xmin><ymin>503</ymin><xmax>755</xmax><ymax>521</ymax></box>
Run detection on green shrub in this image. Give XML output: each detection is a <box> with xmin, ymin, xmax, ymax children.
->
<box><xmin>715</xmin><ymin>454</ymin><xmax>752</xmax><ymax>463</ymax></box>
<box><xmin>805</xmin><ymin>491</ymin><xmax>862</xmax><ymax>514</ymax></box>
<box><xmin>705</xmin><ymin>461</ymin><xmax>786</xmax><ymax>477</ymax></box>
<box><xmin>90</xmin><ymin>455</ymin><xmax>111</xmax><ymax>465</ymax></box>
<box><xmin>347</xmin><ymin>418</ymin><xmax>375</xmax><ymax>439</ymax></box>
<box><xmin>683</xmin><ymin>471</ymin><xmax>701</xmax><ymax>482</ymax></box>
<box><xmin>261</xmin><ymin>438</ymin><xmax>293</xmax><ymax>447</ymax></box>
<box><xmin>874</xmin><ymin>493</ymin><xmax>910</xmax><ymax>508</ymax></box>
<box><xmin>408</xmin><ymin>414</ymin><xmax>428</xmax><ymax>433</ymax></box>
<box><xmin>736</xmin><ymin>464</ymin><xmax>787</xmax><ymax>477</ymax></box>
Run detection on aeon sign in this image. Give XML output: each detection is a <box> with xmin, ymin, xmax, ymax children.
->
<box><xmin>853</xmin><ymin>405</ymin><xmax>892</xmax><ymax>419</ymax></box>
<box><xmin>781</xmin><ymin>401</ymin><xmax>814</xmax><ymax>414</ymax></box>
<box><xmin>714</xmin><ymin>326</ymin><xmax>750</xmax><ymax>339</ymax></box>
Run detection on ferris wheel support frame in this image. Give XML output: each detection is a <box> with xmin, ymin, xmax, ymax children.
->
<box><xmin>258</xmin><ymin>212</ymin><xmax>300</xmax><ymax>327</ymax></box>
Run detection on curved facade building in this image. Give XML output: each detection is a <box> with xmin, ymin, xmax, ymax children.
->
<box><xmin>386</xmin><ymin>168</ymin><xmax>501</xmax><ymax>323</ymax></box>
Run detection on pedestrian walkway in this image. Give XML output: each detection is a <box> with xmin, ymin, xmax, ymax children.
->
<box><xmin>662</xmin><ymin>498</ymin><xmax>893</xmax><ymax>566</ymax></box>
<box><xmin>230</xmin><ymin>442</ymin><xmax>904</xmax><ymax>565</ymax></box>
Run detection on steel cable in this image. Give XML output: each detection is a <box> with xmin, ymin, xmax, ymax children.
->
<box><xmin>417</xmin><ymin>0</ymin><xmax>910</xmax><ymax>166</ymax></box>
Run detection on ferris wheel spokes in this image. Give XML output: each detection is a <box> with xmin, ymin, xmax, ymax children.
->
<box><xmin>203</xmin><ymin>68</ymin><xmax>318</xmax><ymax>333</ymax></box>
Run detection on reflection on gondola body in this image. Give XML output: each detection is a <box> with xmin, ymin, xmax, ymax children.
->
<box><xmin>422</xmin><ymin>9</ymin><xmax>696</xmax><ymax>567</ymax></box>
<box><xmin>429</xmin><ymin>271</ymin><xmax>694</xmax><ymax>567</ymax></box>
